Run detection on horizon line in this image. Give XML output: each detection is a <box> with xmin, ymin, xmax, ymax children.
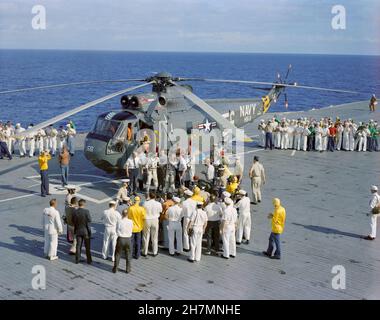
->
<box><xmin>0</xmin><ymin>47</ymin><xmax>379</xmax><ymax>57</ymax></box>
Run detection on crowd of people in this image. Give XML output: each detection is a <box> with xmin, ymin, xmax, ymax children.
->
<box><xmin>0</xmin><ymin>120</ymin><xmax>77</xmax><ymax>160</ymax></box>
<box><xmin>42</xmin><ymin>154</ymin><xmax>286</xmax><ymax>274</ymax></box>
<box><xmin>258</xmin><ymin>117</ymin><xmax>380</xmax><ymax>152</ymax></box>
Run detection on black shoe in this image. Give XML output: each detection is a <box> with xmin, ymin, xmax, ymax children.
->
<box><xmin>251</xmin><ymin>202</ymin><xmax>257</xmax><ymax>205</ymax></box>
<box><xmin>244</xmin><ymin>240</ymin><xmax>249</xmax><ymax>245</ymax></box>
<box><xmin>175</xmin><ymin>252</ymin><xmax>181</xmax><ymax>256</ymax></box>
<box><xmin>152</xmin><ymin>253</ymin><xmax>158</xmax><ymax>257</ymax></box>
<box><xmin>187</xmin><ymin>258</ymin><xmax>195</xmax><ymax>263</ymax></box>
<box><xmin>230</xmin><ymin>255</ymin><xmax>235</xmax><ymax>258</ymax></box>
<box><xmin>258</xmin><ymin>200</ymin><xmax>261</xmax><ymax>203</ymax></box>
<box><xmin>183</xmin><ymin>249</ymin><xmax>190</xmax><ymax>252</ymax></box>
<box><xmin>262</xmin><ymin>251</ymin><xmax>271</xmax><ymax>257</ymax></box>
<box><xmin>221</xmin><ymin>256</ymin><xmax>229</xmax><ymax>259</ymax></box>
<box><xmin>47</xmin><ymin>193</ymin><xmax>52</xmax><ymax>196</ymax></box>
<box><xmin>87</xmin><ymin>260</ymin><xmax>92</xmax><ymax>264</ymax></box>
<box><xmin>270</xmin><ymin>256</ymin><xmax>281</xmax><ymax>260</ymax></box>
<box><xmin>112</xmin><ymin>267</ymin><xmax>117</xmax><ymax>273</ymax></box>
<box><xmin>363</xmin><ymin>235</ymin><xmax>376</xmax><ymax>241</ymax></box>
<box><xmin>141</xmin><ymin>254</ymin><xmax>147</xmax><ymax>257</ymax></box>
<box><xmin>41</xmin><ymin>194</ymin><xmax>46</xmax><ymax>197</ymax></box>
<box><xmin>236</xmin><ymin>242</ymin><xmax>241</xmax><ymax>245</ymax></box>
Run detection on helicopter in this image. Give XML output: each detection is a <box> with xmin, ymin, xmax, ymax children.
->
<box><xmin>2</xmin><ymin>67</ymin><xmax>358</xmax><ymax>173</ymax></box>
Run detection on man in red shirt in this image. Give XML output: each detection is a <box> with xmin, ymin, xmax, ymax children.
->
<box><xmin>327</xmin><ymin>124</ymin><xmax>337</xmax><ymax>152</ymax></box>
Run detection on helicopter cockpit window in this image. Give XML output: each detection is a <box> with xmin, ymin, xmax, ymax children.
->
<box><xmin>93</xmin><ymin>118</ymin><xmax>121</xmax><ymax>138</ymax></box>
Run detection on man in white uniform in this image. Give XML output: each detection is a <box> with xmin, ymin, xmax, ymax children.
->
<box><xmin>249</xmin><ymin>156</ymin><xmax>266</xmax><ymax>205</ymax></box>
<box><xmin>364</xmin><ymin>186</ymin><xmax>380</xmax><ymax>240</ymax></box>
<box><xmin>146</xmin><ymin>152</ymin><xmax>159</xmax><ymax>194</ymax></box>
<box><xmin>221</xmin><ymin>197</ymin><xmax>238</xmax><ymax>259</ymax></box>
<box><xmin>42</xmin><ymin>199</ymin><xmax>63</xmax><ymax>261</ymax></box>
<box><xmin>258</xmin><ymin>119</ymin><xmax>266</xmax><ymax>148</ymax></box>
<box><xmin>188</xmin><ymin>202</ymin><xmax>208</xmax><ymax>262</ymax></box>
<box><xmin>235</xmin><ymin>190</ymin><xmax>251</xmax><ymax>245</ymax></box>
<box><xmin>182</xmin><ymin>189</ymin><xmax>197</xmax><ymax>251</ymax></box>
<box><xmin>101</xmin><ymin>200</ymin><xmax>121</xmax><ymax>261</ymax></box>
<box><xmin>26</xmin><ymin>124</ymin><xmax>36</xmax><ymax>157</ymax></box>
<box><xmin>167</xmin><ymin>197</ymin><xmax>184</xmax><ymax>255</ymax></box>
<box><xmin>302</xmin><ymin>123</ymin><xmax>310</xmax><ymax>152</ymax></box>
<box><xmin>142</xmin><ymin>192</ymin><xmax>162</xmax><ymax>256</ymax></box>
<box><xmin>14</xmin><ymin>123</ymin><xmax>26</xmax><ymax>157</ymax></box>
<box><xmin>66</xmin><ymin>124</ymin><xmax>76</xmax><ymax>156</ymax></box>
<box><xmin>48</xmin><ymin>125</ymin><xmax>58</xmax><ymax>156</ymax></box>
<box><xmin>315</xmin><ymin>123</ymin><xmax>323</xmax><ymax>152</ymax></box>
<box><xmin>57</xmin><ymin>125</ymin><xmax>67</xmax><ymax>152</ymax></box>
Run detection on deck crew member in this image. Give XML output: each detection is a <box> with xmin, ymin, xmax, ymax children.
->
<box><xmin>72</xmin><ymin>199</ymin><xmax>93</xmax><ymax>264</ymax></box>
<box><xmin>42</xmin><ymin>199</ymin><xmax>63</xmax><ymax>261</ymax></box>
<box><xmin>4</xmin><ymin>122</ymin><xmax>14</xmax><ymax>154</ymax></box>
<box><xmin>342</xmin><ymin>123</ymin><xmax>350</xmax><ymax>151</ymax></box>
<box><xmin>36</xmin><ymin>128</ymin><xmax>46</xmax><ymax>154</ymax></box>
<box><xmin>58</xmin><ymin>146</ymin><xmax>70</xmax><ymax>187</ymax></box>
<box><xmin>146</xmin><ymin>152</ymin><xmax>159</xmax><ymax>194</ymax></box>
<box><xmin>165</xmin><ymin>153</ymin><xmax>178</xmax><ymax>192</ymax></box>
<box><xmin>336</xmin><ymin>122</ymin><xmax>343</xmax><ymax>151</ymax></box>
<box><xmin>57</xmin><ymin>125</ymin><xmax>67</xmax><ymax>152</ymax></box>
<box><xmin>265</xmin><ymin>120</ymin><xmax>274</xmax><ymax>150</ymax></box>
<box><xmin>204</xmin><ymin>195</ymin><xmax>222</xmax><ymax>254</ymax></box>
<box><xmin>364</xmin><ymin>186</ymin><xmax>380</xmax><ymax>240</ymax></box>
<box><xmin>113</xmin><ymin>208</ymin><xmax>133</xmax><ymax>273</ymax></box>
<box><xmin>221</xmin><ymin>197</ymin><xmax>238</xmax><ymax>259</ymax></box>
<box><xmin>249</xmin><ymin>156</ymin><xmax>266</xmax><ymax>205</ymax></box>
<box><xmin>66</xmin><ymin>123</ymin><xmax>76</xmax><ymax>156</ymax></box>
<box><xmin>14</xmin><ymin>123</ymin><xmax>26</xmax><ymax>157</ymax></box>
<box><xmin>302</xmin><ymin>123</ymin><xmax>310</xmax><ymax>151</ymax></box>
<box><xmin>142</xmin><ymin>192</ymin><xmax>162</xmax><ymax>257</ymax></box>
<box><xmin>47</xmin><ymin>124</ymin><xmax>58</xmax><ymax>156</ymax></box>
<box><xmin>125</xmin><ymin>152</ymin><xmax>139</xmax><ymax>194</ymax></box>
<box><xmin>235</xmin><ymin>190</ymin><xmax>251</xmax><ymax>245</ymax></box>
<box><xmin>188</xmin><ymin>202</ymin><xmax>208</xmax><ymax>262</ymax></box>
<box><xmin>315</xmin><ymin>123</ymin><xmax>323</xmax><ymax>152</ymax></box>
<box><xmin>369</xmin><ymin>94</ymin><xmax>377</xmax><ymax>112</ymax></box>
<box><xmin>294</xmin><ymin>122</ymin><xmax>302</xmax><ymax>151</ymax></box>
<box><xmin>167</xmin><ymin>197</ymin><xmax>184</xmax><ymax>255</ymax></box>
<box><xmin>64</xmin><ymin>196</ymin><xmax>78</xmax><ymax>254</ymax></box>
<box><xmin>263</xmin><ymin>198</ymin><xmax>286</xmax><ymax>259</ymax></box>
<box><xmin>0</xmin><ymin>129</ymin><xmax>12</xmax><ymax>160</ymax></box>
<box><xmin>38</xmin><ymin>150</ymin><xmax>51</xmax><ymax>197</ymax></box>
<box><xmin>26</xmin><ymin>124</ymin><xmax>35</xmax><ymax>157</ymax></box>
<box><xmin>204</xmin><ymin>158</ymin><xmax>215</xmax><ymax>183</ymax></box>
<box><xmin>161</xmin><ymin>193</ymin><xmax>174</xmax><ymax>249</ymax></box>
<box><xmin>182</xmin><ymin>190</ymin><xmax>197</xmax><ymax>251</ymax></box>
<box><xmin>258</xmin><ymin>119</ymin><xmax>266</xmax><ymax>148</ymax></box>
<box><xmin>127</xmin><ymin>196</ymin><xmax>146</xmax><ymax>259</ymax></box>
<box><xmin>327</xmin><ymin>124</ymin><xmax>336</xmax><ymax>152</ymax></box>
<box><xmin>101</xmin><ymin>200</ymin><xmax>121</xmax><ymax>262</ymax></box>
<box><xmin>157</xmin><ymin>150</ymin><xmax>167</xmax><ymax>192</ymax></box>
<box><xmin>116</xmin><ymin>180</ymin><xmax>130</xmax><ymax>206</ymax></box>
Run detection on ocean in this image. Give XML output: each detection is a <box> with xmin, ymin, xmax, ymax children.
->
<box><xmin>0</xmin><ymin>49</ymin><xmax>379</xmax><ymax>132</ymax></box>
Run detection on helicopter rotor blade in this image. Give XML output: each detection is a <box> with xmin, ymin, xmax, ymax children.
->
<box><xmin>178</xmin><ymin>78</ymin><xmax>358</xmax><ymax>94</ymax></box>
<box><xmin>15</xmin><ymin>81</ymin><xmax>154</xmax><ymax>138</ymax></box>
<box><xmin>0</xmin><ymin>79</ymin><xmax>145</xmax><ymax>95</ymax></box>
<box><xmin>170</xmin><ymin>81</ymin><xmax>249</xmax><ymax>140</ymax></box>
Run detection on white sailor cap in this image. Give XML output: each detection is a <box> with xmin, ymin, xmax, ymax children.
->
<box><xmin>196</xmin><ymin>201</ymin><xmax>203</xmax><ymax>206</ymax></box>
<box><xmin>238</xmin><ymin>189</ymin><xmax>247</xmax><ymax>195</ymax></box>
<box><xmin>224</xmin><ymin>197</ymin><xmax>233</xmax><ymax>205</ymax></box>
<box><xmin>66</xmin><ymin>123</ymin><xmax>71</xmax><ymax>127</ymax></box>
<box><xmin>173</xmin><ymin>197</ymin><xmax>181</xmax><ymax>203</ymax></box>
<box><xmin>121</xmin><ymin>179</ymin><xmax>130</xmax><ymax>184</ymax></box>
<box><xmin>222</xmin><ymin>191</ymin><xmax>231</xmax><ymax>198</ymax></box>
<box><xmin>371</xmin><ymin>185</ymin><xmax>378</xmax><ymax>191</ymax></box>
<box><xmin>109</xmin><ymin>200</ymin><xmax>117</xmax><ymax>205</ymax></box>
<box><xmin>15</xmin><ymin>123</ymin><xmax>21</xmax><ymax>128</ymax></box>
<box><xmin>184</xmin><ymin>190</ymin><xmax>193</xmax><ymax>196</ymax></box>
<box><xmin>260</xmin><ymin>119</ymin><xmax>265</xmax><ymax>123</ymax></box>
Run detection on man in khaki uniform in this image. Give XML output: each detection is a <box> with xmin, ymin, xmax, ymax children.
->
<box><xmin>249</xmin><ymin>156</ymin><xmax>266</xmax><ymax>205</ymax></box>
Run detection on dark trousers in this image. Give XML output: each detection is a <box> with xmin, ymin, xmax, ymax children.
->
<box><xmin>131</xmin><ymin>232</ymin><xmax>142</xmax><ymax>259</ymax></box>
<box><xmin>308</xmin><ymin>136</ymin><xmax>315</xmax><ymax>151</ymax></box>
<box><xmin>40</xmin><ymin>170</ymin><xmax>49</xmax><ymax>196</ymax></box>
<box><xmin>266</xmin><ymin>232</ymin><xmax>281</xmax><ymax>257</ymax></box>
<box><xmin>75</xmin><ymin>235</ymin><xmax>92</xmax><ymax>263</ymax></box>
<box><xmin>205</xmin><ymin>220</ymin><xmax>220</xmax><ymax>252</ymax></box>
<box><xmin>128</xmin><ymin>168</ymin><xmax>138</xmax><ymax>192</ymax></box>
<box><xmin>157</xmin><ymin>165</ymin><xmax>166</xmax><ymax>191</ymax></box>
<box><xmin>114</xmin><ymin>236</ymin><xmax>131</xmax><ymax>272</ymax></box>
<box><xmin>327</xmin><ymin>137</ymin><xmax>335</xmax><ymax>152</ymax></box>
<box><xmin>0</xmin><ymin>141</ymin><xmax>12</xmax><ymax>159</ymax></box>
<box><xmin>265</xmin><ymin>132</ymin><xmax>273</xmax><ymax>150</ymax></box>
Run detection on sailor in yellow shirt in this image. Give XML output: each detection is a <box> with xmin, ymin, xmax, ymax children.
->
<box><xmin>191</xmin><ymin>186</ymin><xmax>205</xmax><ymax>204</ymax></box>
<box><xmin>226</xmin><ymin>176</ymin><xmax>239</xmax><ymax>195</ymax></box>
<box><xmin>127</xmin><ymin>196</ymin><xmax>146</xmax><ymax>259</ymax></box>
<box><xmin>263</xmin><ymin>198</ymin><xmax>286</xmax><ymax>260</ymax></box>
<box><xmin>38</xmin><ymin>150</ymin><xmax>52</xmax><ymax>197</ymax></box>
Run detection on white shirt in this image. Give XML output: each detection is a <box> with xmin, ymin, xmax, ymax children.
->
<box><xmin>125</xmin><ymin>156</ymin><xmax>138</xmax><ymax>169</ymax></box>
<box><xmin>206</xmin><ymin>164</ymin><xmax>215</xmax><ymax>180</ymax></box>
<box><xmin>222</xmin><ymin>205</ymin><xmax>238</xmax><ymax>227</ymax></box>
<box><xmin>116</xmin><ymin>217</ymin><xmax>133</xmax><ymax>237</ymax></box>
<box><xmin>42</xmin><ymin>207</ymin><xmax>63</xmax><ymax>235</ymax></box>
<box><xmin>143</xmin><ymin>199</ymin><xmax>163</xmax><ymax>220</ymax></box>
<box><xmin>116</xmin><ymin>187</ymin><xmax>129</xmax><ymax>201</ymax></box>
<box><xmin>205</xmin><ymin>202</ymin><xmax>222</xmax><ymax>222</ymax></box>
<box><xmin>178</xmin><ymin>156</ymin><xmax>187</xmax><ymax>171</ymax></box>
<box><xmin>235</xmin><ymin>196</ymin><xmax>251</xmax><ymax>215</ymax></box>
<box><xmin>370</xmin><ymin>193</ymin><xmax>380</xmax><ymax>211</ymax></box>
<box><xmin>102</xmin><ymin>208</ymin><xmax>121</xmax><ymax>228</ymax></box>
<box><xmin>190</xmin><ymin>209</ymin><xmax>208</xmax><ymax>228</ymax></box>
<box><xmin>182</xmin><ymin>198</ymin><xmax>197</xmax><ymax>219</ymax></box>
<box><xmin>167</xmin><ymin>204</ymin><xmax>183</xmax><ymax>222</ymax></box>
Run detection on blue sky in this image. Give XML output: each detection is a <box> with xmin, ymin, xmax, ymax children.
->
<box><xmin>0</xmin><ymin>0</ymin><xmax>378</xmax><ymax>55</ymax></box>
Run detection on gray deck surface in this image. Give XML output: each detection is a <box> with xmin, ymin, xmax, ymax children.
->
<box><xmin>0</xmin><ymin>100</ymin><xmax>379</xmax><ymax>300</ymax></box>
